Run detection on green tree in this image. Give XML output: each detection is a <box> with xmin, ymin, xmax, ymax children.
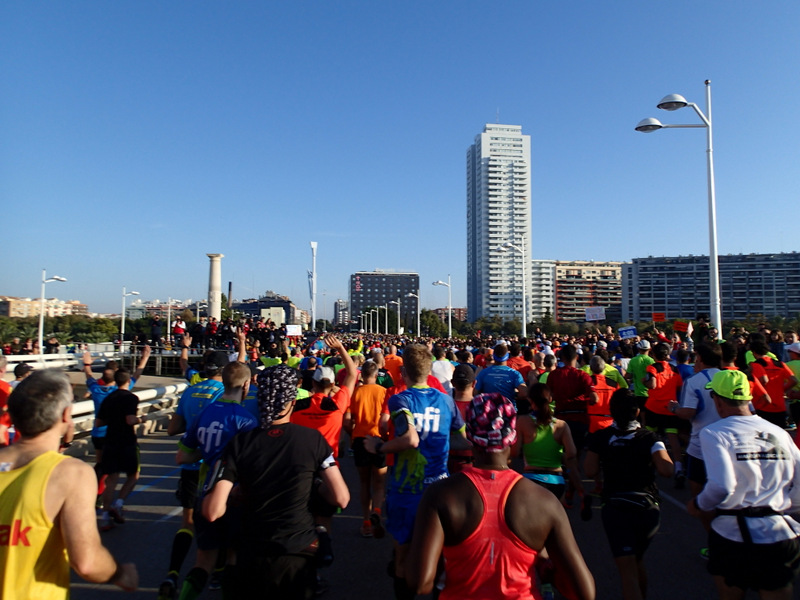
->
<box><xmin>420</xmin><ymin>310</ymin><xmax>446</xmax><ymax>338</ymax></box>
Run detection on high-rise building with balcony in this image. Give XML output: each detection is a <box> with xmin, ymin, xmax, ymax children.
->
<box><xmin>467</xmin><ymin>124</ymin><xmax>531</xmax><ymax>323</ymax></box>
<box><xmin>554</xmin><ymin>261</ymin><xmax>624</xmax><ymax>323</ymax></box>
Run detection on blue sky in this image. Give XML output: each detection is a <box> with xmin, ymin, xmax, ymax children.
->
<box><xmin>2</xmin><ymin>2</ymin><xmax>798</xmax><ymax>315</ymax></box>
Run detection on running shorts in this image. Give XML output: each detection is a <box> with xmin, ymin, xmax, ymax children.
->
<box><xmin>386</xmin><ymin>492</ymin><xmax>422</xmax><ymax>546</ymax></box>
<box><xmin>176</xmin><ymin>469</ymin><xmax>200</xmax><ymax>509</ymax></box>
<box><xmin>644</xmin><ymin>409</ymin><xmax>682</xmax><ymax>435</ymax></box>
<box><xmin>707</xmin><ymin>529</ymin><xmax>800</xmax><ymax>591</ymax></box>
<box><xmin>100</xmin><ymin>444</ymin><xmax>140</xmax><ymax>476</ymax></box>
<box><xmin>686</xmin><ymin>454</ymin><xmax>707</xmax><ymax>485</ymax></box>
<box><xmin>352</xmin><ymin>437</ymin><xmax>387</xmax><ymax>469</ymax></box>
<box><xmin>601</xmin><ymin>494</ymin><xmax>660</xmax><ymax>558</ymax></box>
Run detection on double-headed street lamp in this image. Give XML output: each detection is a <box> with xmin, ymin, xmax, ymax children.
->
<box><xmin>39</xmin><ymin>269</ymin><xmax>67</xmax><ymax>357</ymax></box>
<box><xmin>120</xmin><ymin>287</ymin><xmax>140</xmax><ymax>347</ymax></box>
<box><xmin>496</xmin><ymin>241</ymin><xmax>527</xmax><ymax>339</ymax></box>
<box><xmin>406</xmin><ymin>291</ymin><xmax>421</xmax><ymax>338</ymax></box>
<box><xmin>636</xmin><ymin>80</ymin><xmax>721</xmax><ymax>339</ymax></box>
<box><xmin>433</xmin><ymin>275</ymin><xmax>452</xmax><ymax>339</ymax></box>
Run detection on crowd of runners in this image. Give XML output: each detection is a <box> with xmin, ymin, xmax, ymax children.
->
<box><xmin>2</xmin><ymin>320</ymin><xmax>800</xmax><ymax>599</ymax></box>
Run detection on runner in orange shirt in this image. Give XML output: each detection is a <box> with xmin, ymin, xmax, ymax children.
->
<box><xmin>344</xmin><ymin>361</ymin><xmax>388</xmax><ymax>538</ymax></box>
<box><xmin>643</xmin><ymin>343</ymin><xmax>685</xmax><ymax>488</ymax></box>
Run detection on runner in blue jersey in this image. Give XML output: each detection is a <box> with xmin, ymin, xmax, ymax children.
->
<box><xmin>364</xmin><ymin>344</ymin><xmax>467</xmax><ymax>600</ymax></box>
<box><xmin>82</xmin><ymin>348</ymin><xmax>151</xmax><ymax>485</ymax></box>
<box><xmin>158</xmin><ymin>349</ymin><xmax>229</xmax><ymax>600</ymax></box>
<box><xmin>174</xmin><ymin>362</ymin><xmax>258</xmax><ymax>600</ymax></box>
<box><xmin>474</xmin><ymin>343</ymin><xmax>527</xmax><ymax>407</ymax></box>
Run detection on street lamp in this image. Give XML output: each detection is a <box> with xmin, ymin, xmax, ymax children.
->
<box><xmin>195</xmin><ymin>301</ymin><xmax>208</xmax><ymax>320</ymax></box>
<box><xmin>390</xmin><ymin>299</ymin><xmax>400</xmax><ymax>335</ymax></box>
<box><xmin>406</xmin><ymin>292</ymin><xmax>421</xmax><ymax>338</ymax></box>
<box><xmin>636</xmin><ymin>80</ymin><xmax>721</xmax><ymax>339</ymax></box>
<box><xmin>120</xmin><ymin>287</ymin><xmax>140</xmax><ymax>350</ymax></box>
<box><xmin>383</xmin><ymin>304</ymin><xmax>389</xmax><ymax>335</ymax></box>
<box><xmin>432</xmin><ymin>275</ymin><xmax>452</xmax><ymax>339</ymax></box>
<box><xmin>371</xmin><ymin>309</ymin><xmax>379</xmax><ymax>334</ymax></box>
<box><xmin>39</xmin><ymin>269</ymin><xmax>67</xmax><ymax>358</ymax></box>
<box><xmin>496</xmin><ymin>241</ymin><xmax>527</xmax><ymax>339</ymax></box>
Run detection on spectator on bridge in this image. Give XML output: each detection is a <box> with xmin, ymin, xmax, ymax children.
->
<box><xmin>150</xmin><ymin>314</ymin><xmax>164</xmax><ymax>353</ymax></box>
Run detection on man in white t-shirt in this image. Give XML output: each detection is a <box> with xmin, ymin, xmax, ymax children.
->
<box><xmin>688</xmin><ymin>369</ymin><xmax>800</xmax><ymax>598</ymax></box>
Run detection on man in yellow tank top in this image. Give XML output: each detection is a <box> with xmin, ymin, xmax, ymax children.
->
<box><xmin>0</xmin><ymin>369</ymin><xmax>138</xmax><ymax>598</ymax></box>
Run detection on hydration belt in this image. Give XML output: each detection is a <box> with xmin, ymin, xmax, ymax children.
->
<box><xmin>716</xmin><ymin>506</ymin><xmax>783</xmax><ymax>544</ymax></box>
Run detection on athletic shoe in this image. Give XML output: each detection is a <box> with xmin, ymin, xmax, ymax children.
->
<box><xmin>157</xmin><ymin>577</ymin><xmax>178</xmax><ymax>600</ymax></box>
<box><xmin>369</xmin><ymin>511</ymin><xmax>385</xmax><ymax>539</ymax></box>
<box><xmin>674</xmin><ymin>471</ymin><xmax>686</xmax><ymax>490</ymax></box>
<box><xmin>99</xmin><ymin>512</ymin><xmax>114</xmax><ymax>532</ymax></box>
<box><xmin>561</xmin><ymin>490</ymin><xmax>575</xmax><ymax>509</ymax></box>
<box><xmin>108</xmin><ymin>504</ymin><xmax>125</xmax><ymax>524</ymax></box>
<box><xmin>700</xmin><ymin>547</ymin><xmax>710</xmax><ymax>560</ymax></box>
<box><xmin>208</xmin><ymin>570</ymin><xmax>222</xmax><ymax>591</ymax></box>
<box><xmin>360</xmin><ymin>521</ymin><xmax>373</xmax><ymax>538</ymax></box>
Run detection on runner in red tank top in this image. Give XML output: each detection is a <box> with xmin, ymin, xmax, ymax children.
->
<box><xmin>406</xmin><ymin>393</ymin><xmax>595</xmax><ymax>600</ymax></box>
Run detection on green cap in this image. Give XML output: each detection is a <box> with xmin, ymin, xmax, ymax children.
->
<box><xmin>705</xmin><ymin>370</ymin><xmax>752</xmax><ymax>402</ymax></box>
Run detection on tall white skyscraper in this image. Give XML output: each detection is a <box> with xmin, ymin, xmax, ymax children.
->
<box><xmin>467</xmin><ymin>124</ymin><xmax>531</xmax><ymax>323</ymax></box>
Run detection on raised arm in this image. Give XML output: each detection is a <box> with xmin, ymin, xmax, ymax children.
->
<box><xmin>179</xmin><ymin>334</ymin><xmax>193</xmax><ymax>374</ymax></box>
<box><xmin>132</xmin><ymin>345</ymin><xmax>151</xmax><ymax>380</ymax></box>
<box><xmin>325</xmin><ymin>334</ymin><xmax>357</xmax><ymax>395</ymax></box>
<box><xmin>81</xmin><ymin>351</ymin><xmax>94</xmax><ymax>378</ymax></box>
<box><xmin>237</xmin><ymin>329</ymin><xmax>248</xmax><ymax>363</ymax></box>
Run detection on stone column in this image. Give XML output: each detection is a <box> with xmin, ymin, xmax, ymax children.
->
<box><xmin>207</xmin><ymin>253</ymin><xmax>224</xmax><ymax>322</ymax></box>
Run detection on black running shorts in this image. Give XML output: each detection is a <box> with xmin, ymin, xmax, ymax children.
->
<box><xmin>176</xmin><ymin>469</ymin><xmax>200</xmax><ymax>509</ymax></box>
<box><xmin>707</xmin><ymin>529</ymin><xmax>800</xmax><ymax>592</ymax></box>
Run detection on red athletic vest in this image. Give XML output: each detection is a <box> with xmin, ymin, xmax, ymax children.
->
<box><xmin>441</xmin><ymin>468</ymin><xmax>541</xmax><ymax>600</ymax></box>
<box><xmin>588</xmin><ymin>374</ymin><xmax>618</xmax><ymax>433</ymax></box>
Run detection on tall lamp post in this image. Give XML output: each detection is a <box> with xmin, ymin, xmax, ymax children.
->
<box><xmin>383</xmin><ymin>304</ymin><xmax>389</xmax><ymax>335</ymax></box>
<box><xmin>496</xmin><ymin>241</ymin><xmax>527</xmax><ymax>339</ymax></box>
<box><xmin>390</xmin><ymin>299</ymin><xmax>400</xmax><ymax>335</ymax></box>
<box><xmin>636</xmin><ymin>80</ymin><xmax>721</xmax><ymax>339</ymax></box>
<box><xmin>120</xmin><ymin>287</ymin><xmax>140</xmax><ymax>350</ymax></box>
<box><xmin>195</xmin><ymin>301</ymin><xmax>208</xmax><ymax>320</ymax></box>
<box><xmin>39</xmin><ymin>269</ymin><xmax>67</xmax><ymax>357</ymax></box>
<box><xmin>371</xmin><ymin>309</ymin><xmax>379</xmax><ymax>334</ymax></box>
<box><xmin>433</xmin><ymin>275</ymin><xmax>452</xmax><ymax>339</ymax></box>
<box><xmin>406</xmin><ymin>292</ymin><xmax>421</xmax><ymax>338</ymax></box>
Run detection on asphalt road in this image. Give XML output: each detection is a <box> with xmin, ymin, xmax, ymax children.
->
<box><xmin>70</xmin><ymin>430</ymin><xmax>796</xmax><ymax>599</ymax></box>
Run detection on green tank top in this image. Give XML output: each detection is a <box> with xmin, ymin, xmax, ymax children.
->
<box><xmin>523</xmin><ymin>417</ymin><xmax>564</xmax><ymax>469</ymax></box>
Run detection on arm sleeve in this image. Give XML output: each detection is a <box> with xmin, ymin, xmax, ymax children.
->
<box><xmin>696</xmin><ymin>427</ymin><xmax>735</xmax><ymax>511</ymax></box>
<box><xmin>388</xmin><ymin>394</ymin><xmax>415</xmax><ymax>437</ymax></box>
